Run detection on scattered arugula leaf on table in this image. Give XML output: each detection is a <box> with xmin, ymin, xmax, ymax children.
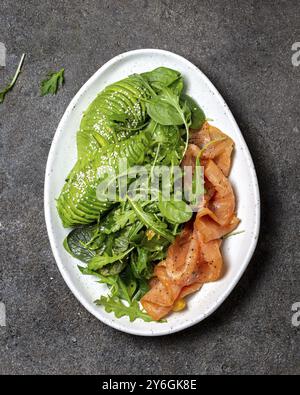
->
<box><xmin>40</xmin><ymin>68</ymin><xmax>65</xmax><ymax>96</ymax></box>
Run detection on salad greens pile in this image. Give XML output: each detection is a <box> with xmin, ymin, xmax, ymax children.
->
<box><xmin>57</xmin><ymin>67</ymin><xmax>206</xmax><ymax>321</ymax></box>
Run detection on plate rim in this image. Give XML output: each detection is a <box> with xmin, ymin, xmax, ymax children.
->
<box><xmin>44</xmin><ymin>48</ymin><xmax>261</xmax><ymax>336</ymax></box>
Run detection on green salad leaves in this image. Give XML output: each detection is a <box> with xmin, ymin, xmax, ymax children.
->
<box><xmin>58</xmin><ymin>67</ymin><xmax>206</xmax><ymax>322</ymax></box>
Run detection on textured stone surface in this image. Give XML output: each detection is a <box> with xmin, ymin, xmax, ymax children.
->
<box><xmin>0</xmin><ymin>0</ymin><xmax>299</xmax><ymax>375</ymax></box>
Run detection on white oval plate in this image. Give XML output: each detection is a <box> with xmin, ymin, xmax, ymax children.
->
<box><xmin>44</xmin><ymin>49</ymin><xmax>260</xmax><ymax>336</ymax></box>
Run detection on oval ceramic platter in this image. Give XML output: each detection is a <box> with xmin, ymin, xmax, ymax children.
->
<box><xmin>44</xmin><ymin>49</ymin><xmax>260</xmax><ymax>336</ymax></box>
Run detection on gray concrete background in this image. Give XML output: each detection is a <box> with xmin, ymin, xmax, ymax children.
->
<box><xmin>0</xmin><ymin>0</ymin><xmax>299</xmax><ymax>375</ymax></box>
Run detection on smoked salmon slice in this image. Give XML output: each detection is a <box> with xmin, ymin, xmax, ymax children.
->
<box><xmin>141</xmin><ymin>122</ymin><xmax>240</xmax><ymax>321</ymax></box>
<box><xmin>190</xmin><ymin>122</ymin><xmax>234</xmax><ymax>176</ymax></box>
<box><xmin>195</xmin><ymin>208</ymin><xmax>240</xmax><ymax>242</ymax></box>
<box><xmin>204</xmin><ymin>159</ymin><xmax>235</xmax><ymax>226</ymax></box>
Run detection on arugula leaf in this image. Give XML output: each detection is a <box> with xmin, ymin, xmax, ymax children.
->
<box><xmin>88</xmin><ymin>247</ymin><xmax>134</xmax><ymax>271</ymax></box>
<box><xmin>78</xmin><ymin>266</ymin><xmax>119</xmax><ymax>282</ymax></box>
<box><xmin>141</xmin><ymin>233</ymin><xmax>169</xmax><ymax>252</ymax></box>
<box><xmin>111</xmin><ymin>228</ymin><xmax>130</xmax><ymax>255</ymax></box>
<box><xmin>95</xmin><ymin>295</ymin><xmax>153</xmax><ymax>322</ymax></box>
<box><xmin>158</xmin><ymin>196</ymin><xmax>193</xmax><ymax>224</ymax></box>
<box><xmin>197</xmin><ymin>137</ymin><xmax>227</xmax><ymax>158</ymax></box>
<box><xmin>103</xmin><ymin>233</ymin><xmax>114</xmax><ymax>256</ymax></box>
<box><xmin>222</xmin><ymin>230</ymin><xmax>245</xmax><ymax>239</ymax></box>
<box><xmin>0</xmin><ymin>53</ymin><xmax>26</xmax><ymax>104</ymax></box>
<box><xmin>130</xmin><ymin>247</ymin><xmax>153</xmax><ymax>280</ymax></box>
<box><xmin>119</xmin><ymin>266</ymin><xmax>138</xmax><ymax>301</ymax></box>
<box><xmin>40</xmin><ymin>68</ymin><xmax>65</xmax><ymax>96</ymax></box>
<box><xmin>101</xmin><ymin>205</ymin><xmax>136</xmax><ymax>234</ymax></box>
<box><xmin>79</xmin><ymin>267</ymin><xmax>135</xmax><ymax>303</ymax></box>
<box><xmin>98</xmin><ymin>260</ymin><xmax>127</xmax><ymax>276</ymax></box>
<box><xmin>133</xmin><ymin>278</ymin><xmax>150</xmax><ymax>301</ymax></box>
<box><xmin>79</xmin><ymin>266</ymin><xmax>132</xmax><ymax>300</ymax></box>
<box><xmin>127</xmin><ymin>197</ymin><xmax>174</xmax><ymax>242</ymax></box>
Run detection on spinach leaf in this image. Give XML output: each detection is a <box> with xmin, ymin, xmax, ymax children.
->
<box><xmin>181</xmin><ymin>99</ymin><xmax>192</xmax><ymax>127</ymax></box>
<box><xmin>95</xmin><ymin>295</ymin><xmax>153</xmax><ymax>322</ymax></box>
<box><xmin>168</xmin><ymin>77</ymin><xmax>184</xmax><ymax>96</ymax></box>
<box><xmin>181</xmin><ymin>94</ymin><xmax>205</xmax><ymax>129</ymax></box>
<box><xmin>158</xmin><ymin>197</ymin><xmax>193</xmax><ymax>224</ymax></box>
<box><xmin>160</xmin><ymin>87</ymin><xmax>188</xmax><ymax>122</ymax></box>
<box><xmin>63</xmin><ymin>226</ymin><xmax>101</xmax><ymax>263</ymax></box>
<box><xmin>147</xmin><ymin>87</ymin><xmax>190</xmax><ymax>157</ymax></box>
<box><xmin>127</xmin><ymin>197</ymin><xmax>174</xmax><ymax>242</ymax></box>
<box><xmin>141</xmin><ymin>67</ymin><xmax>181</xmax><ymax>92</ymax></box>
<box><xmin>151</xmin><ymin>123</ymin><xmax>181</xmax><ymax>145</ymax></box>
<box><xmin>146</xmin><ymin>96</ymin><xmax>184</xmax><ymax>125</ymax></box>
